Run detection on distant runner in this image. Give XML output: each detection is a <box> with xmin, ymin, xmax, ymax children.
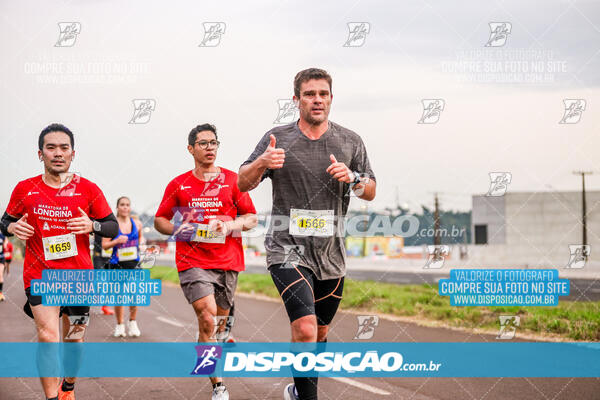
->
<box><xmin>4</xmin><ymin>238</ymin><xmax>13</xmax><ymax>274</ymax></box>
<box><xmin>102</xmin><ymin>196</ymin><xmax>143</xmax><ymax>337</ymax></box>
<box><xmin>0</xmin><ymin>233</ymin><xmax>5</xmax><ymax>302</ymax></box>
<box><xmin>92</xmin><ymin>232</ymin><xmax>113</xmax><ymax>315</ymax></box>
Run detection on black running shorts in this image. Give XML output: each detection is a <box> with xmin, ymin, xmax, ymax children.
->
<box><xmin>269</xmin><ymin>264</ymin><xmax>344</xmax><ymax>325</ymax></box>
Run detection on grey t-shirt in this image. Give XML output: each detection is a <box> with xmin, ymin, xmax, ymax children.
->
<box><xmin>241</xmin><ymin>121</ymin><xmax>376</xmax><ymax>280</ymax></box>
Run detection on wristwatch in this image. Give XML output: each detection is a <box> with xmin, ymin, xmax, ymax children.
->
<box><xmin>93</xmin><ymin>220</ymin><xmax>101</xmax><ymax>233</ymax></box>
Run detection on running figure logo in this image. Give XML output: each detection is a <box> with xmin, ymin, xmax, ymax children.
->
<box><xmin>170</xmin><ymin>207</ymin><xmax>204</xmax><ymax>242</ymax></box>
<box><xmin>55</xmin><ymin>22</ymin><xmax>81</xmax><ymax>47</ymax></box>
<box><xmin>559</xmin><ymin>99</ymin><xmax>586</xmax><ymax>124</ymax></box>
<box><xmin>343</xmin><ymin>22</ymin><xmax>370</xmax><ymax>47</ymax></box>
<box><xmin>138</xmin><ymin>245</ymin><xmax>160</xmax><ymax>269</ymax></box>
<box><xmin>485</xmin><ymin>22</ymin><xmax>512</xmax><ymax>47</ymax></box>
<box><xmin>486</xmin><ymin>172</ymin><xmax>512</xmax><ymax>197</ymax></box>
<box><xmin>64</xmin><ymin>315</ymin><xmax>89</xmax><ymax>340</ymax></box>
<box><xmin>212</xmin><ymin>316</ymin><xmax>235</xmax><ymax>341</ymax></box>
<box><xmin>274</xmin><ymin>99</ymin><xmax>299</xmax><ymax>124</ymax></box>
<box><xmin>497</xmin><ymin>315</ymin><xmax>520</xmax><ymax>339</ymax></box>
<box><xmin>57</xmin><ymin>172</ymin><xmax>81</xmax><ymax>197</ymax></box>
<box><xmin>424</xmin><ymin>245</ymin><xmax>449</xmax><ymax>269</ymax></box>
<box><xmin>191</xmin><ymin>345</ymin><xmax>222</xmax><ymax>375</ymax></box>
<box><xmin>348</xmin><ymin>173</ymin><xmax>371</xmax><ymax>197</ymax></box>
<box><xmin>201</xmin><ymin>172</ymin><xmax>228</xmax><ymax>196</ymax></box>
<box><xmin>129</xmin><ymin>99</ymin><xmax>156</xmax><ymax>124</ymax></box>
<box><xmin>418</xmin><ymin>99</ymin><xmax>445</xmax><ymax>124</ymax></box>
<box><xmin>199</xmin><ymin>22</ymin><xmax>226</xmax><ymax>47</ymax></box>
<box><xmin>282</xmin><ymin>245</ymin><xmax>305</xmax><ymax>269</ymax></box>
<box><xmin>354</xmin><ymin>315</ymin><xmax>379</xmax><ymax>339</ymax></box>
<box><xmin>566</xmin><ymin>245</ymin><xmax>591</xmax><ymax>269</ymax></box>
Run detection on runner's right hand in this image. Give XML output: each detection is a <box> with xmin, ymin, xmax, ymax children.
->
<box><xmin>173</xmin><ymin>222</ymin><xmax>195</xmax><ymax>238</ymax></box>
<box><xmin>9</xmin><ymin>214</ymin><xmax>34</xmax><ymax>241</ymax></box>
<box><xmin>115</xmin><ymin>235</ymin><xmax>129</xmax><ymax>244</ymax></box>
<box><xmin>260</xmin><ymin>135</ymin><xmax>285</xmax><ymax>169</ymax></box>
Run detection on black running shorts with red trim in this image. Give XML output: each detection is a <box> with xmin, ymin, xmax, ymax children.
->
<box><xmin>268</xmin><ymin>264</ymin><xmax>344</xmax><ymax>325</ymax></box>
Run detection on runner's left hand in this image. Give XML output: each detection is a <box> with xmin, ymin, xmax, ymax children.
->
<box><xmin>208</xmin><ymin>219</ymin><xmax>229</xmax><ymax>236</ymax></box>
<box><xmin>326</xmin><ymin>154</ymin><xmax>353</xmax><ymax>183</ymax></box>
<box><xmin>67</xmin><ymin>207</ymin><xmax>93</xmax><ymax>234</ymax></box>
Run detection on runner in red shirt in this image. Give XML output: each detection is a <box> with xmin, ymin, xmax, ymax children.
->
<box><xmin>0</xmin><ymin>123</ymin><xmax>118</xmax><ymax>400</ymax></box>
<box><xmin>0</xmin><ymin>234</ymin><xmax>6</xmax><ymax>302</ymax></box>
<box><xmin>3</xmin><ymin>239</ymin><xmax>13</xmax><ymax>272</ymax></box>
<box><xmin>155</xmin><ymin>123</ymin><xmax>257</xmax><ymax>400</ymax></box>
<box><xmin>0</xmin><ymin>238</ymin><xmax>13</xmax><ymax>302</ymax></box>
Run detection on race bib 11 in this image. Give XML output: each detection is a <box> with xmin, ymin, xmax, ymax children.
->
<box><xmin>192</xmin><ymin>223</ymin><xmax>226</xmax><ymax>244</ymax></box>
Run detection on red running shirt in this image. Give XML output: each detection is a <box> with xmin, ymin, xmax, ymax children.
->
<box><xmin>5</xmin><ymin>175</ymin><xmax>112</xmax><ymax>289</ymax></box>
<box><xmin>155</xmin><ymin>168</ymin><xmax>256</xmax><ymax>272</ymax></box>
<box><xmin>4</xmin><ymin>241</ymin><xmax>13</xmax><ymax>260</ymax></box>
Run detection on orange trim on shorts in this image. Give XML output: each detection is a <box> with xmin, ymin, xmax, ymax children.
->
<box><xmin>294</xmin><ymin>266</ymin><xmax>315</xmax><ymax>301</ymax></box>
<box><xmin>314</xmin><ymin>278</ymin><xmax>342</xmax><ymax>302</ymax></box>
<box><xmin>280</xmin><ymin>278</ymin><xmax>303</xmax><ymax>297</ymax></box>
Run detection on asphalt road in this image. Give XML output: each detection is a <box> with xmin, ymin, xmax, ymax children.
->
<box><xmin>0</xmin><ymin>261</ymin><xmax>598</xmax><ymax>399</ymax></box>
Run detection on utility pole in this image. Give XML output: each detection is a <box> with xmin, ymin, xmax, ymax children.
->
<box><xmin>573</xmin><ymin>171</ymin><xmax>592</xmax><ymax>246</ymax></box>
<box><xmin>361</xmin><ymin>204</ymin><xmax>368</xmax><ymax>257</ymax></box>
<box><xmin>434</xmin><ymin>193</ymin><xmax>441</xmax><ymax>246</ymax></box>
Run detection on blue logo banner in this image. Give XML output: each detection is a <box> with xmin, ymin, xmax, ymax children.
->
<box><xmin>1</xmin><ymin>342</ymin><xmax>599</xmax><ymax>378</ymax></box>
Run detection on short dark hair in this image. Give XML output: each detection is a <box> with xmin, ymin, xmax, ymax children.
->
<box><xmin>294</xmin><ymin>68</ymin><xmax>332</xmax><ymax>98</ymax></box>
<box><xmin>188</xmin><ymin>123</ymin><xmax>218</xmax><ymax>146</ymax></box>
<box><xmin>38</xmin><ymin>123</ymin><xmax>74</xmax><ymax>150</ymax></box>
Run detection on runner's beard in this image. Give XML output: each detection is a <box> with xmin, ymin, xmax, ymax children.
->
<box><xmin>302</xmin><ymin>108</ymin><xmax>329</xmax><ymax>125</ymax></box>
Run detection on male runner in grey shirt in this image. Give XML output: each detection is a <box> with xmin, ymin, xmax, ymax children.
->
<box><xmin>239</xmin><ymin>68</ymin><xmax>376</xmax><ymax>400</ymax></box>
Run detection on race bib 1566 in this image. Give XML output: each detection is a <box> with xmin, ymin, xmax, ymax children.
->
<box><xmin>289</xmin><ymin>209</ymin><xmax>334</xmax><ymax>237</ymax></box>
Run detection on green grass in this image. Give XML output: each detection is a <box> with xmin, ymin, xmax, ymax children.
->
<box><xmin>150</xmin><ymin>265</ymin><xmax>180</xmax><ymax>285</ymax></box>
<box><xmin>150</xmin><ymin>266</ymin><xmax>600</xmax><ymax>341</ymax></box>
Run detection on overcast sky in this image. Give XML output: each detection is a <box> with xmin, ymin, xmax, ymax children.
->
<box><xmin>1</xmin><ymin>0</ymin><xmax>599</xmax><ymax>215</ymax></box>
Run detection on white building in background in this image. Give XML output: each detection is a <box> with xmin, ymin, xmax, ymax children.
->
<box><xmin>469</xmin><ymin>191</ymin><xmax>600</xmax><ymax>268</ymax></box>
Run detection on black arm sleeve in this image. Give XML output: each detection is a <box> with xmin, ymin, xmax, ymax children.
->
<box><xmin>0</xmin><ymin>212</ymin><xmax>18</xmax><ymax>237</ymax></box>
<box><xmin>93</xmin><ymin>213</ymin><xmax>119</xmax><ymax>238</ymax></box>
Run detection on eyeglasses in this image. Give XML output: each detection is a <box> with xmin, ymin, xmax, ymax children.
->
<box><xmin>194</xmin><ymin>140</ymin><xmax>220</xmax><ymax>150</ymax></box>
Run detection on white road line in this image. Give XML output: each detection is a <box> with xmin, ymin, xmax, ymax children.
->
<box><xmin>331</xmin><ymin>377</ymin><xmax>391</xmax><ymax>396</ymax></box>
<box><xmin>156</xmin><ymin>316</ymin><xmax>185</xmax><ymax>328</ymax></box>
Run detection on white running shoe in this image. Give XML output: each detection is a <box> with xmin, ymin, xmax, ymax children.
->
<box><xmin>127</xmin><ymin>320</ymin><xmax>141</xmax><ymax>337</ymax></box>
<box><xmin>113</xmin><ymin>323</ymin><xmax>126</xmax><ymax>337</ymax></box>
<box><xmin>283</xmin><ymin>383</ymin><xmax>299</xmax><ymax>400</ymax></box>
<box><xmin>212</xmin><ymin>385</ymin><xmax>229</xmax><ymax>400</ymax></box>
